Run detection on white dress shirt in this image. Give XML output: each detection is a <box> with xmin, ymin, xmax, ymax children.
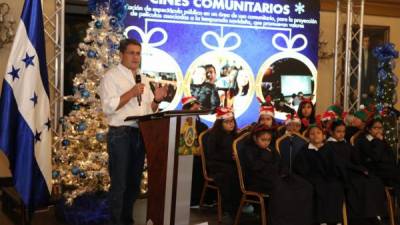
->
<box><xmin>99</xmin><ymin>64</ymin><xmax>154</xmax><ymax>127</ymax></box>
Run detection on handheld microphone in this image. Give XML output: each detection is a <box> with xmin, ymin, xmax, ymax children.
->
<box><xmin>135</xmin><ymin>73</ymin><xmax>142</xmax><ymax>106</ymax></box>
<box><xmin>289</xmin><ymin>135</ymin><xmax>293</xmax><ymax>173</ymax></box>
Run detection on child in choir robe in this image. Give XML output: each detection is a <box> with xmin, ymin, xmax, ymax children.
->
<box><xmin>277</xmin><ymin>112</ymin><xmax>303</xmax><ymax>137</ymax></box>
<box><xmin>258</xmin><ymin>104</ymin><xmax>277</xmax><ymax>127</ymax></box>
<box><xmin>326</xmin><ymin>104</ymin><xmax>344</xmax><ymax>119</ymax></box>
<box><xmin>241</xmin><ymin>124</ymin><xmax>313</xmax><ymax>225</ymax></box>
<box><xmin>285</xmin><ymin>113</ymin><xmax>302</xmax><ymax>134</ymax></box>
<box><xmin>257</xmin><ymin>103</ymin><xmax>279</xmax><ymax>142</ymax></box>
<box><xmin>276</xmin><ymin>113</ymin><xmax>307</xmax><ymax>170</ymax></box>
<box><xmin>344</xmin><ymin>110</ymin><xmax>368</xmax><ymax>142</ymax></box>
<box><xmin>297</xmin><ymin>98</ymin><xmax>316</xmax><ymax>133</ymax></box>
<box><xmin>181</xmin><ymin>97</ymin><xmax>211</xmax><ymax>207</ymax></box>
<box><xmin>320</xmin><ymin>111</ymin><xmax>337</xmax><ymax>134</ymax></box>
<box><xmin>355</xmin><ymin>118</ymin><xmax>400</xmax><ymax>190</ymax></box>
<box><xmin>238</xmin><ymin>96</ymin><xmax>277</xmax><ymax>135</ymax></box>
<box><xmin>326</xmin><ymin>120</ymin><xmax>385</xmax><ymax>224</ymax></box>
<box><xmin>205</xmin><ymin>107</ymin><xmax>240</xmax><ymax>223</ymax></box>
<box><xmin>294</xmin><ymin>125</ymin><xmax>345</xmax><ymax>225</ymax></box>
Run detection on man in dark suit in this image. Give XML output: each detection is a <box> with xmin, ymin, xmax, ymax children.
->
<box><xmin>361</xmin><ymin>36</ymin><xmax>378</xmax><ymax>96</ymax></box>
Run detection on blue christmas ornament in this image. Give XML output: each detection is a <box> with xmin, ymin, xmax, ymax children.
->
<box><xmin>96</xmin><ymin>132</ymin><xmax>105</xmax><ymax>142</ymax></box>
<box><xmin>72</xmin><ymin>167</ymin><xmax>80</xmax><ymax>176</ymax></box>
<box><xmin>72</xmin><ymin>104</ymin><xmax>80</xmax><ymax>110</ymax></box>
<box><xmin>52</xmin><ymin>170</ymin><xmax>60</xmax><ymax>179</ymax></box>
<box><xmin>77</xmin><ymin>122</ymin><xmax>87</xmax><ymax>132</ymax></box>
<box><xmin>378</xmin><ymin>68</ymin><xmax>388</xmax><ymax>80</ymax></box>
<box><xmin>95</xmin><ymin>20</ymin><xmax>103</xmax><ymax>29</ymax></box>
<box><xmin>81</xmin><ymin>90</ymin><xmax>90</xmax><ymax>98</ymax></box>
<box><xmin>87</xmin><ymin>50</ymin><xmax>97</xmax><ymax>58</ymax></box>
<box><xmin>59</xmin><ymin>117</ymin><xmax>65</xmax><ymax>124</ymax></box>
<box><xmin>62</xmin><ymin>139</ymin><xmax>70</xmax><ymax>146</ymax></box>
<box><xmin>78</xmin><ymin>84</ymin><xmax>85</xmax><ymax>90</ymax></box>
<box><xmin>79</xmin><ymin>171</ymin><xmax>86</xmax><ymax>178</ymax></box>
<box><xmin>109</xmin><ymin>17</ymin><xmax>117</xmax><ymax>26</ymax></box>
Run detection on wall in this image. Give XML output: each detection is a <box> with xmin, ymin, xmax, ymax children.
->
<box><xmin>0</xmin><ymin>0</ymin><xmax>56</xmax><ymax>177</ymax></box>
<box><xmin>0</xmin><ymin>0</ymin><xmax>23</xmax><ymax>178</ymax></box>
<box><xmin>0</xmin><ymin>0</ymin><xmax>23</xmax><ymax>93</ymax></box>
<box><xmin>0</xmin><ymin>8</ymin><xmax>400</xmax><ymax>177</ymax></box>
<box><xmin>316</xmin><ymin>11</ymin><xmax>400</xmax><ymax>113</ymax></box>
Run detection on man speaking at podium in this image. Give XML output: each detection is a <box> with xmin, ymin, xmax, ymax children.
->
<box><xmin>99</xmin><ymin>38</ymin><xmax>167</xmax><ymax>225</ymax></box>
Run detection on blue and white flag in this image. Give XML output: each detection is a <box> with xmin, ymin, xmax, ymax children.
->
<box><xmin>0</xmin><ymin>0</ymin><xmax>51</xmax><ymax>210</ymax></box>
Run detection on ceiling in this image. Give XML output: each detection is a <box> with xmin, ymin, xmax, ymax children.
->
<box><xmin>66</xmin><ymin>0</ymin><xmax>400</xmax><ymax>17</ymax></box>
<box><xmin>321</xmin><ymin>0</ymin><xmax>400</xmax><ymax>17</ymax></box>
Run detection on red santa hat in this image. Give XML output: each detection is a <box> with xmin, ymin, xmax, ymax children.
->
<box><xmin>258</xmin><ymin>95</ymin><xmax>275</xmax><ymax>117</ymax></box>
<box><xmin>216</xmin><ymin>107</ymin><xmax>234</xmax><ymax>120</ymax></box>
<box><xmin>321</xmin><ymin>111</ymin><xmax>337</xmax><ymax>122</ymax></box>
<box><xmin>285</xmin><ymin>113</ymin><xmax>301</xmax><ymax>125</ymax></box>
<box><xmin>259</xmin><ymin>105</ymin><xmax>275</xmax><ymax>117</ymax></box>
<box><xmin>300</xmin><ymin>96</ymin><xmax>313</xmax><ymax>105</ymax></box>
<box><xmin>181</xmin><ymin>96</ymin><xmax>199</xmax><ymax>107</ymax></box>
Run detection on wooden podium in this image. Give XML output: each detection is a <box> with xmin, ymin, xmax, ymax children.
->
<box><xmin>125</xmin><ymin>110</ymin><xmax>210</xmax><ymax>225</ymax></box>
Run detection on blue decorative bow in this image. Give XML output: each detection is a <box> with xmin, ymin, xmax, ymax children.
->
<box><xmin>88</xmin><ymin>0</ymin><xmax>127</xmax><ymax>22</ymax></box>
<box><xmin>373</xmin><ymin>43</ymin><xmax>399</xmax><ymax>64</ymax></box>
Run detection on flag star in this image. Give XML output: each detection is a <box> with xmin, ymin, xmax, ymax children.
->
<box><xmin>8</xmin><ymin>66</ymin><xmax>20</xmax><ymax>81</ymax></box>
<box><xmin>22</xmin><ymin>53</ymin><xmax>35</xmax><ymax>68</ymax></box>
<box><xmin>30</xmin><ymin>92</ymin><xmax>38</xmax><ymax>106</ymax></box>
<box><xmin>34</xmin><ymin>130</ymin><xmax>42</xmax><ymax>143</ymax></box>
<box><xmin>45</xmin><ymin>118</ymin><xmax>51</xmax><ymax>130</ymax></box>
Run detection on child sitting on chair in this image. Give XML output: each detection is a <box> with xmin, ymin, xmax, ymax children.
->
<box><xmin>205</xmin><ymin>107</ymin><xmax>240</xmax><ymax>223</ymax></box>
<box><xmin>297</xmin><ymin>98</ymin><xmax>316</xmax><ymax>133</ymax></box>
<box><xmin>355</xmin><ymin>118</ymin><xmax>400</xmax><ymax>190</ymax></box>
<box><xmin>241</xmin><ymin>124</ymin><xmax>313</xmax><ymax>225</ymax></box>
<box><xmin>326</xmin><ymin>119</ymin><xmax>385</xmax><ymax>224</ymax></box>
<box><xmin>294</xmin><ymin>124</ymin><xmax>345</xmax><ymax>225</ymax></box>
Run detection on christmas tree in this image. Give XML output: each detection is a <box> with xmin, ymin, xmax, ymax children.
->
<box><xmin>52</xmin><ymin>3</ymin><xmax>125</xmax><ymax>204</ymax></box>
<box><xmin>373</xmin><ymin>43</ymin><xmax>399</xmax><ymax>149</ymax></box>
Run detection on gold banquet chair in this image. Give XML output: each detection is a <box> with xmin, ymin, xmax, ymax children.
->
<box><xmin>198</xmin><ymin>130</ymin><xmax>223</xmax><ymax>223</ymax></box>
<box><xmin>275</xmin><ymin>132</ymin><xmax>308</xmax><ymax>171</ymax></box>
<box><xmin>232</xmin><ymin>132</ymin><xmax>268</xmax><ymax>225</ymax></box>
<box><xmin>237</xmin><ymin>124</ymin><xmax>254</xmax><ymax>136</ymax></box>
<box><xmin>350</xmin><ymin>130</ymin><xmax>363</xmax><ymax>146</ymax></box>
<box><xmin>385</xmin><ymin>186</ymin><xmax>397</xmax><ymax>225</ymax></box>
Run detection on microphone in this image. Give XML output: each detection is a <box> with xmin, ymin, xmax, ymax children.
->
<box><xmin>135</xmin><ymin>72</ymin><xmax>142</xmax><ymax>106</ymax></box>
<box><xmin>289</xmin><ymin>135</ymin><xmax>293</xmax><ymax>173</ymax></box>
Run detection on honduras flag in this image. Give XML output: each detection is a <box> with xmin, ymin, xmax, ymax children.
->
<box><xmin>0</xmin><ymin>0</ymin><xmax>52</xmax><ymax>210</ymax></box>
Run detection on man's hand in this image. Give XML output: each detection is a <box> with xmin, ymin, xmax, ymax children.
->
<box><xmin>116</xmin><ymin>83</ymin><xmax>145</xmax><ymax>111</ymax></box>
<box><xmin>154</xmin><ymin>85</ymin><xmax>168</xmax><ymax>102</ymax></box>
<box><xmin>130</xmin><ymin>83</ymin><xmax>145</xmax><ymax>97</ymax></box>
